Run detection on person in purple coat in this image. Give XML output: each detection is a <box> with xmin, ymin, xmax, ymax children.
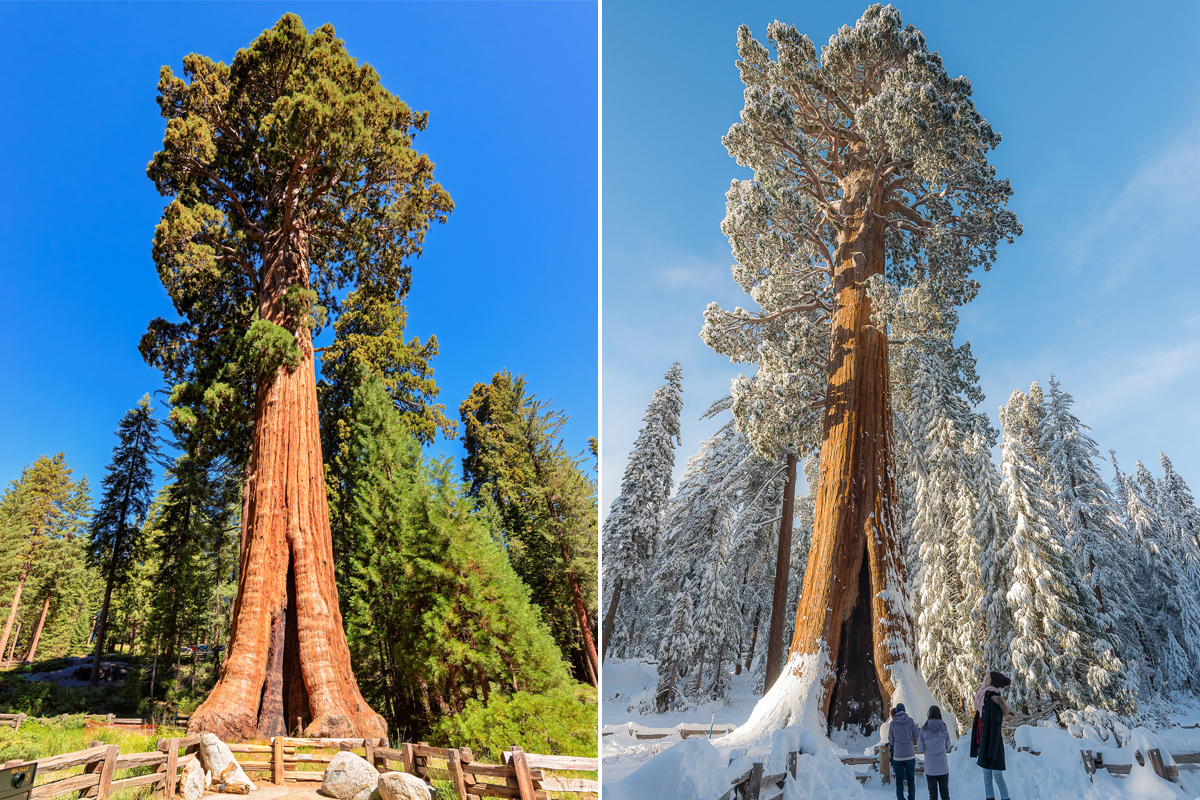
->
<box><xmin>918</xmin><ymin>705</ymin><xmax>952</xmax><ymax>800</ymax></box>
<box><xmin>888</xmin><ymin>703</ymin><xmax>921</xmax><ymax>800</ymax></box>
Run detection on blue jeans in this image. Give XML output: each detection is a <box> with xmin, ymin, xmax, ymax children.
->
<box><xmin>983</xmin><ymin>767</ymin><xmax>1008</xmax><ymax>800</ymax></box>
<box><xmin>893</xmin><ymin>758</ymin><xmax>916</xmax><ymax>800</ymax></box>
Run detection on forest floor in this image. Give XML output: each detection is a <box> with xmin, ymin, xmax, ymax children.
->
<box><xmin>603</xmin><ymin>657</ymin><xmax>1200</xmax><ymax>799</ymax></box>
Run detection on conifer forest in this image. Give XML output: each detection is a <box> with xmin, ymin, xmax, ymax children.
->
<box><xmin>0</xmin><ymin>7</ymin><xmax>598</xmax><ymax>757</ymax></box>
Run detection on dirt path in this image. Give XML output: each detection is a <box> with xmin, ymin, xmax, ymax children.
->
<box><xmin>226</xmin><ymin>785</ymin><xmax>325</xmax><ymax>800</ymax></box>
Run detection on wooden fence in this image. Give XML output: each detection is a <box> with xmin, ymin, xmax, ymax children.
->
<box><xmin>0</xmin><ymin>735</ymin><xmax>598</xmax><ymax>800</ymax></box>
<box><xmin>0</xmin><ymin>738</ymin><xmax>190</xmax><ymax>800</ymax></box>
<box><xmin>716</xmin><ymin>752</ymin><xmax>800</xmax><ymax>800</ymax></box>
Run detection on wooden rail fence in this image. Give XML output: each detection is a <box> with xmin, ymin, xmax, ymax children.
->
<box><xmin>0</xmin><ymin>734</ymin><xmax>598</xmax><ymax>800</ymax></box>
<box><xmin>717</xmin><ymin>752</ymin><xmax>799</xmax><ymax>800</ymax></box>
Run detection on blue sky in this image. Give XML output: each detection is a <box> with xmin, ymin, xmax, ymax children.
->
<box><xmin>602</xmin><ymin>0</ymin><xmax>1200</xmax><ymax>514</ymax></box>
<box><xmin>0</xmin><ymin>2</ymin><xmax>598</xmax><ymax>496</ymax></box>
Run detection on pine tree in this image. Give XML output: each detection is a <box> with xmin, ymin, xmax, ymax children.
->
<box><xmin>1120</xmin><ymin>463</ymin><xmax>1200</xmax><ymax>693</ymax></box>
<box><xmin>654</xmin><ymin>591</ymin><xmax>696</xmax><ymax>712</ymax></box>
<box><xmin>602</xmin><ymin>363</ymin><xmax>683</xmax><ymax>660</ymax></box>
<box><xmin>1039</xmin><ymin>378</ymin><xmax>1141</xmax><ymax>666</ymax></box>
<box><xmin>999</xmin><ymin>395</ymin><xmax>1124</xmax><ymax>713</ymax></box>
<box><xmin>0</xmin><ymin>455</ymin><xmax>91</xmax><ymax>663</ymax></box>
<box><xmin>86</xmin><ymin>395</ymin><xmax>161</xmax><ymax>685</ymax></box>
<box><xmin>319</xmin><ymin>290</ymin><xmax>456</xmax><ymax>604</ymax></box>
<box><xmin>139</xmin><ymin>13</ymin><xmax>452</xmax><ymax>738</ymax></box>
<box><xmin>909</xmin><ymin>358</ymin><xmax>973</xmax><ymax>717</ymax></box>
<box><xmin>460</xmin><ymin>371</ymin><xmax>599</xmax><ymax>685</ymax></box>
<box><xmin>342</xmin><ymin>375</ymin><xmax>570</xmax><ymax>739</ymax></box>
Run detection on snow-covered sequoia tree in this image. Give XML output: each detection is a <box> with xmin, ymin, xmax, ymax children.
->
<box><xmin>602</xmin><ymin>363</ymin><xmax>683</xmax><ymax>661</ymax></box>
<box><xmin>703</xmin><ymin>7</ymin><xmax>1019</xmax><ymax>741</ymax></box>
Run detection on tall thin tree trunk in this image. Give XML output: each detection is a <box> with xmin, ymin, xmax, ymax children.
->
<box><xmin>565</xmin><ymin>557</ymin><xmax>599</xmax><ymax>686</ymax></box>
<box><xmin>785</xmin><ymin>207</ymin><xmax>914</xmax><ymax>733</ymax></box>
<box><xmin>744</xmin><ymin>605</ymin><xmax>761</xmax><ymax>672</ymax></box>
<box><xmin>0</xmin><ymin>559</ymin><xmax>32</xmax><ymax>660</ymax></box>
<box><xmin>5</xmin><ymin>621</ymin><xmax>21</xmax><ymax>667</ymax></box>
<box><xmin>601</xmin><ymin>577</ymin><xmax>622</xmax><ymax>662</ymax></box>
<box><xmin>89</xmin><ymin>545</ymin><xmax>122</xmax><ymax>685</ymax></box>
<box><xmin>23</xmin><ymin>594</ymin><xmax>51</xmax><ymax>664</ymax></box>
<box><xmin>149</xmin><ymin>644</ymin><xmax>158</xmax><ymax>702</ymax></box>
<box><xmin>764</xmin><ymin>452</ymin><xmax>798</xmax><ymax>693</ymax></box>
<box><xmin>188</xmin><ymin>232</ymin><xmax>384</xmax><ymax>740</ymax></box>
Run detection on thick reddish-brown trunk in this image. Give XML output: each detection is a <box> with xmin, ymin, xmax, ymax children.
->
<box><xmin>189</xmin><ymin>231</ymin><xmax>384</xmax><ymax>741</ymax></box>
<box><xmin>763</xmin><ymin>452</ymin><xmax>798</xmax><ymax>693</ymax></box>
<box><xmin>0</xmin><ymin>560</ymin><xmax>32</xmax><ymax>660</ymax></box>
<box><xmin>564</xmin><ymin>550</ymin><xmax>599</xmax><ymax>686</ymax></box>
<box><xmin>24</xmin><ymin>594</ymin><xmax>51</xmax><ymax>664</ymax></box>
<box><xmin>786</xmin><ymin>194</ymin><xmax>915</xmax><ymax>734</ymax></box>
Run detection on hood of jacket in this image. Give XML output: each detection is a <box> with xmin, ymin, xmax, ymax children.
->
<box><xmin>922</xmin><ymin>718</ymin><xmax>948</xmax><ymax>737</ymax></box>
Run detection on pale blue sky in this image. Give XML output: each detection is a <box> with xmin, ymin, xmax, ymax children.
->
<box><xmin>602</xmin><ymin>0</ymin><xmax>1200</xmax><ymax>514</ymax></box>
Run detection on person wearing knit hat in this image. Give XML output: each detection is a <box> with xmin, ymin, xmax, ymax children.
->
<box><xmin>888</xmin><ymin>703</ymin><xmax>921</xmax><ymax>800</ymax></box>
<box><xmin>970</xmin><ymin>671</ymin><xmax>1012</xmax><ymax>800</ymax></box>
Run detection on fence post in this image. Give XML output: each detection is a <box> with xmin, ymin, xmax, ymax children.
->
<box><xmin>509</xmin><ymin>747</ymin><xmax>537</xmax><ymax>800</ymax></box>
<box><xmin>879</xmin><ymin>746</ymin><xmax>891</xmax><ymax>785</ymax></box>
<box><xmin>272</xmin><ymin>736</ymin><xmax>284</xmax><ymax>786</ymax></box>
<box><xmin>746</xmin><ymin>763</ymin><xmax>762</xmax><ymax>800</ymax></box>
<box><xmin>447</xmin><ymin>750</ymin><xmax>468</xmax><ymax>800</ymax></box>
<box><xmin>401</xmin><ymin>742</ymin><xmax>415</xmax><ymax>776</ymax></box>
<box><xmin>164</xmin><ymin>737</ymin><xmax>180</xmax><ymax>799</ymax></box>
<box><xmin>96</xmin><ymin>745</ymin><xmax>119</xmax><ymax>800</ymax></box>
<box><xmin>373</xmin><ymin>738</ymin><xmax>388</xmax><ymax>771</ymax></box>
<box><xmin>364</xmin><ymin>739</ymin><xmax>374</xmax><ymax>768</ymax></box>
<box><xmin>787</xmin><ymin>751</ymin><xmax>797</xmax><ymax>780</ymax></box>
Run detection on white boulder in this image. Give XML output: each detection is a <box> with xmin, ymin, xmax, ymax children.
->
<box><xmin>198</xmin><ymin>732</ymin><xmax>256</xmax><ymax>793</ymax></box>
<box><xmin>377</xmin><ymin>772</ymin><xmax>435</xmax><ymax>800</ymax></box>
<box><xmin>321</xmin><ymin>751</ymin><xmax>380</xmax><ymax>800</ymax></box>
<box><xmin>179</xmin><ymin>758</ymin><xmax>205</xmax><ymax>800</ymax></box>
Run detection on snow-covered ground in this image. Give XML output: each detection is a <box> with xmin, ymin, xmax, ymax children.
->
<box><xmin>603</xmin><ymin>658</ymin><xmax>1200</xmax><ymax>799</ymax></box>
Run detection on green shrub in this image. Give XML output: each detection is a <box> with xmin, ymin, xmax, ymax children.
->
<box><xmin>431</xmin><ymin>684</ymin><xmax>597</xmax><ymax>760</ymax></box>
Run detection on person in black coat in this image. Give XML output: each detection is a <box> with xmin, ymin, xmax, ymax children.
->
<box><xmin>970</xmin><ymin>671</ymin><xmax>1011</xmax><ymax>800</ymax></box>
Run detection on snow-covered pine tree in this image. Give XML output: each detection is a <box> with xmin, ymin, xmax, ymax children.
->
<box><xmin>1122</xmin><ymin>463</ymin><xmax>1200</xmax><ymax>693</ymax></box>
<box><xmin>692</xmin><ymin>558</ymin><xmax>742</xmax><ymax>701</ymax></box>
<box><xmin>909</xmin><ymin>357</ymin><xmax>974</xmax><ymax>719</ymax></box>
<box><xmin>654</xmin><ymin>591</ymin><xmax>697</xmax><ymax>712</ymax></box>
<box><xmin>971</xmin><ymin>423</ymin><xmax>1013</xmax><ymax>679</ymax></box>
<box><xmin>1000</xmin><ymin>394</ymin><xmax>1126</xmax><ymax>714</ymax></box>
<box><xmin>1039</xmin><ymin>378</ymin><xmax>1142</xmax><ymax>670</ymax></box>
<box><xmin>1157</xmin><ymin>454</ymin><xmax>1200</xmax><ymax>585</ymax></box>
<box><xmin>602</xmin><ymin>363</ymin><xmax>684</xmax><ymax>660</ymax></box>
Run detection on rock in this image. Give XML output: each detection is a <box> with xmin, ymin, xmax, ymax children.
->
<box><xmin>179</xmin><ymin>758</ymin><xmax>205</xmax><ymax>800</ymax></box>
<box><xmin>376</xmin><ymin>771</ymin><xmax>435</xmax><ymax>800</ymax></box>
<box><xmin>198</xmin><ymin>733</ymin><xmax>256</xmax><ymax>793</ymax></box>
<box><xmin>321</xmin><ymin>752</ymin><xmax>380</xmax><ymax>800</ymax></box>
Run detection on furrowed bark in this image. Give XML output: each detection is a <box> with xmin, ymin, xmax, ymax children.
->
<box><xmin>763</xmin><ymin>452</ymin><xmax>798</xmax><ymax>693</ymax></box>
<box><xmin>786</xmin><ymin>188</ymin><xmax>915</xmax><ymax>733</ymax></box>
<box><xmin>188</xmin><ymin>229</ymin><xmax>385</xmax><ymax>740</ymax></box>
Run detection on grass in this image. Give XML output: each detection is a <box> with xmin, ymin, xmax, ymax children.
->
<box><xmin>0</xmin><ymin>718</ymin><xmax>188</xmax><ymax>800</ymax></box>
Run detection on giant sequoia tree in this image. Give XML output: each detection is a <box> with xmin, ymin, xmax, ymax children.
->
<box><xmin>139</xmin><ymin>14</ymin><xmax>451</xmax><ymax>739</ymax></box>
<box><xmin>703</xmin><ymin>7</ymin><xmax>1019</xmax><ymax>738</ymax></box>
